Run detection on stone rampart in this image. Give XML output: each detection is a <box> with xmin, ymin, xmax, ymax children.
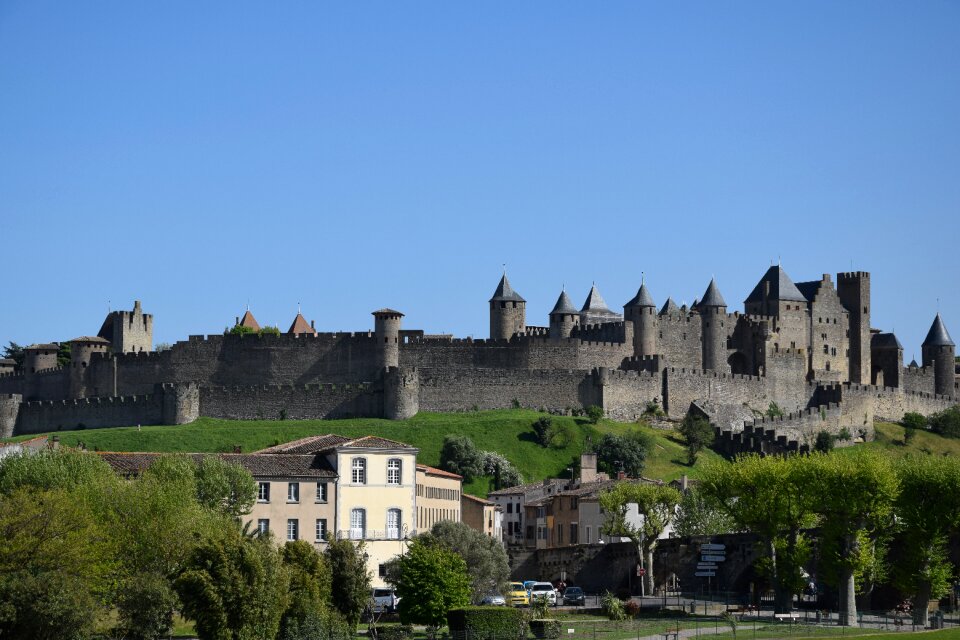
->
<box><xmin>16</xmin><ymin>392</ymin><xmax>165</xmax><ymax>435</ymax></box>
<box><xmin>663</xmin><ymin>368</ymin><xmax>781</xmax><ymax>419</ymax></box>
<box><xmin>593</xmin><ymin>368</ymin><xmax>663</xmax><ymax>421</ymax></box>
<box><xmin>198</xmin><ymin>382</ymin><xmax>381</xmax><ymax>421</ymax></box>
<box><xmin>416</xmin><ymin>368</ymin><xmax>595</xmax><ymax>413</ymax></box>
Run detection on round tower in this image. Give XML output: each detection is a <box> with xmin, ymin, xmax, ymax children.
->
<box><xmin>489</xmin><ymin>274</ymin><xmax>526</xmax><ymax>340</ymax></box>
<box><xmin>23</xmin><ymin>344</ymin><xmax>59</xmax><ymax>375</ymax></box>
<box><xmin>921</xmin><ymin>313</ymin><xmax>955</xmax><ymax>398</ymax></box>
<box><xmin>548</xmin><ymin>289</ymin><xmax>579</xmax><ymax>339</ymax></box>
<box><xmin>699</xmin><ymin>278</ymin><xmax>728</xmax><ymax>372</ymax></box>
<box><xmin>624</xmin><ymin>281</ymin><xmax>657</xmax><ymax>357</ymax></box>
<box><xmin>373</xmin><ymin>309</ymin><xmax>404</xmax><ymax>371</ymax></box>
<box><xmin>68</xmin><ymin>336</ymin><xmax>111</xmax><ymax>398</ymax></box>
<box><xmin>384</xmin><ymin>367</ymin><xmax>420</xmax><ymax>420</ymax></box>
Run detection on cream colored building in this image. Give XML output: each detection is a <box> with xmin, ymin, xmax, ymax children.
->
<box><xmin>462</xmin><ymin>493</ymin><xmax>502</xmax><ymax>540</ymax></box>
<box><xmin>415</xmin><ymin>464</ymin><xmax>462</xmax><ymax>533</ymax></box>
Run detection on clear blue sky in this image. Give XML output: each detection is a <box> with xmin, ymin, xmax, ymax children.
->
<box><xmin>2</xmin><ymin>2</ymin><xmax>958</xmax><ymax>360</ymax></box>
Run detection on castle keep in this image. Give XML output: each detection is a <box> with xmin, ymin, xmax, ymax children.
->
<box><xmin>1</xmin><ymin>267</ymin><xmax>956</xmax><ymax>453</ymax></box>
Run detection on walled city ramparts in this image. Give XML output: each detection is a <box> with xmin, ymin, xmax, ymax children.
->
<box><xmin>2</xmin><ymin>269</ymin><xmax>957</xmax><ymax>455</ymax></box>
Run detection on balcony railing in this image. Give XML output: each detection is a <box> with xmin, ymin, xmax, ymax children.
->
<box><xmin>336</xmin><ymin>529</ymin><xmax>404</xmax><ymax>541</ymax></box>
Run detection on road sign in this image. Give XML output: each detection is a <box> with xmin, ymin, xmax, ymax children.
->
<box><xmin>701</xmin><ymin>554</ymin><xmax>726</xmax><ymax>562</ymax></box>
<box><xmin>701</xmin><ymin>543</ymin><xmax>726</xmax><ymax>552</ymax></box>
<box><xmin>695</xmin><ymin>571</ymin><xmax>716</xmax><ymax>577</ymax></box>
<box><xmin>637</xmin><ymin>567</ymin><xmax>646</xmax><ymax>577</ymax></box>
<box><xmin>697</xmin><ymin>563</ymin><xmax>718</xmax><ymax>569</ymax></box>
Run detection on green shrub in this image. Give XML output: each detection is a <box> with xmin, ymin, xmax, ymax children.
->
<box><xmin>376</xmin><ymin>624</ymin><xmax>414</xmax><ymax>640</ymax></box>
<box><xmin>530</xmin><ymin>619</ymin><xmax>561</xmax><ymax>639</ymax></box>
<box><xmin>929</xmin><ymin>407</ymin><xmax>960</xmax><ymax>439</ymax></box>
<box><xmin>532</xmin><ymin>417</ymin><xmax>555</xmax><ymax>448</ymax></box>
<box><xmin>766</xmin><ymin>402</ymin><xmax>784</xmax><ymax>419</ymax></box>
<box><xmin>447</xmin><ymin>606</ymin><xmax>527</xmax><ymax>640</ymax></box>
<box><xmin>837</xmin><ymin>427</ymin><xmax>852</xmax><ymax>441</ymax></box>
<box><xmin>600</xmin><ymin>591</ymin><xmax>627</xmax><ymax>621</ymax></box>
<box><xmin>902</xmin><ymin>412</ymin><xmax>927</xmax><ymax>431</ymax></box>
<box><xmin>813</xmin><ymin>431</ymin><xmax>835</xmax><ymax>453</ymax></box>
<box><xmin>585</xmin><ymin>405</ymin><xmax>604</xmax><ymax>424</ymax></box>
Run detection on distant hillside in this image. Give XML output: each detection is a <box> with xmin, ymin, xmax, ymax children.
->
<box><xmin>3</xmin><ymin>410</ymin><xmax>722</xmax><ymax>496</ymax></box>
<box><xmin>844</xmin><ymin>421</ymin><xmax>960</xmax><ymax>458</ymax></box>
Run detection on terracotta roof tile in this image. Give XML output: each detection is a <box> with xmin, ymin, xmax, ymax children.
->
<box><xmin>287</xmin><ymin>313</ymin><xmax>316</xmax><ymax>335</ymax></box>
<box><xmin>98</xmin><ymin>452</ymin><xmax>336</xmax><ymax>478</ymax></box>
<box><xmin>238</xmin><ymin>310</ymin><xmax>260</xmax><ymax>331</ymax></box>
<box><xmin>416</xmin><ymin>464</ymin><xmax>462</xmax><ymax>480</ymax></box>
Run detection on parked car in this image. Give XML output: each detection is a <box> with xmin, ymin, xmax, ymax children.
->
<box><xmin>371</xmin><ymin>587</ymin><xmax>400</xmax><ymax>613</ymax></box>
<box><xmin>529</xmin><ymin>582</ymin><xmax>557</xmax><ymax>606</ymax></box>
<box><xmin>506</xmin><ymin>582</ymin><xmax>529</xmax><ymax>607</ymax></box>
<box><xmin>562</xmin><ymin>586</ymin><xmax>585</xmax><ymax>606</ymax></box>
<box><xmin>481</xmin><ymin>593</ymin><xmax>506</xmax><ymax>606</ymax></box>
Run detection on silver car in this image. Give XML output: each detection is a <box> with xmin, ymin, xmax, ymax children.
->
<box><xmin>481</xmin><ymin>594</ymin><xmax>506</xmax><ymax>606</ymax></box>
<box><xmin>372</xmin><ymin>588</ymin><xmax>400</xmax><ymax>613</ymax></box>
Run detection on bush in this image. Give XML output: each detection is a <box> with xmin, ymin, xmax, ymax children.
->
<box><xmin>679</xmin><ymin>413</ymin><xmax>714</xmax><ymax>465</ymax></box>
<box><xmin>376</xmin><ymin>624</ymin><xmax>414</xmax><ymax>640</ymax></box>
<box><xmin>593</xmin><ymin>431</ymin><xmax>652</xmax><ymax>478</ymax></box>
<box><xmin>813</xmin><ymin>431</ymin><xmax>835</xmax><ymax>453</ymax></box>
<box><xmin>624</xmin><ymin>600</ymin><xmax>641</xmax><ymax>618</ymax></box>
<box><xmin>278</xmin><ymin>609</ymin><xmax>352</xmax><ymax>640</ymax></box>
<box><xmin>530</xmin><ymin>619</ymin><xmax>561</xmax><ymax>639</ymax></box>
<box><xmin>447</xmin><ymin>607</ymin><xmax>527</xmax><ymax>640</ymax></box>
<box><xmin>902</xmin><ymin>412</ymin><xmax>927</xmax><ymax>431</ymax></box>
<box><xmin>586</xmin><ymin>405</ymin><xmax>604</xmax><ymax>424</ymax></box>
<box><xmin>766</xmin><ymin>402</ymin><xmax>784</xmax><ymax>418</ymax></box>
<box><xmin>837</xmin><ymin>427</ymin><xmax>852</xmax><ymax>441</ymax></box>
<box><xmin>600</xmin><ymin>591</ymin><xmax>627</xmax><ymax>621</ymax></box>
<box><xmin>532</xmin><ymin>417</ymin><xmax>555</xmax><ymax>448</ymax></box>
<box><xmin>929</xmin><ymin>407</ymin><xmax>960</xmax><ymax>439</ymax></box>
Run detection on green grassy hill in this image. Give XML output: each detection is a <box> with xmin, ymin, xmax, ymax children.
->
<box><xmin>5</xmin><ymin>410</ymin><xmax>722</xmax><ymax>496</ymax></box>
<box><xmin>847</xmin><ymin>421</ymin><xmax>960</xmax><ymax>458</ymax></box>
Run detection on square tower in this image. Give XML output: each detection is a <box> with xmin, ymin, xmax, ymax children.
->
<box><xmin>837</xmin><ymin>272</ymin><xmax>871</xmax><ymax>384</ymax></box>
<box><xmin>98</xmin><ymin>300</ymin><xmax>153</xmax><ymax>353</ymax></box>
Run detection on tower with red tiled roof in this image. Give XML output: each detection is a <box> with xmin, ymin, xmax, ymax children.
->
<box><xmin>287</xmin><ymin>312</ymin><xmax>317</xmax><ymax>336</ymax></box>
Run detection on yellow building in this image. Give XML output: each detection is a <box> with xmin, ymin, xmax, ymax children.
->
<box><xmin>462</xmin><ymin>493</ymin><xmax>502</xmax><ymax>540</ymax></box>
<box><xmin>415</xmin><ymin>464</ymin><xmax>463</xmax><ymax>533</ymax></box>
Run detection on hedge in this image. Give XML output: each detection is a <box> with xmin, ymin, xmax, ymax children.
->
<box><xmin>447</xmin><ymin>607</ymin><xmax>527</xmax><ymax>640</ymax></box>
<box><xmin>530</xmin><ymin>619</ymin><xmax>561</xmax><ymax>639</ymax></box>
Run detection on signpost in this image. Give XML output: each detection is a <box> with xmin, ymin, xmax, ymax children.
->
<box><xmin>697</xmin><ymin>542</ymin><xmax>727</xmax><ymax>594</ymax></box>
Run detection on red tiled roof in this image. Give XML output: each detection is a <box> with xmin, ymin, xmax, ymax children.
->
<box><xmin>255</xmin><ymin>434</ymin><xmax>415</xmax><ymax>455</ymax></box>
<box><xmin>287</xmin><ymin>313</ymin><xmax>316</xmax><ymax>335</ymax></box>
<box><xmin>462</xmin><ymin>493</ymin><xmax>493</xmax><ymax>505</ymax></box>
<box><xmin>417</xmin><ymin>464</ymin><xmax>462</xmax><ymax>480</ymax></box>
<box><xmin>98</xmin><ymin>452</ymin><xmax>337</xmax><ymax>478</ymax></box>
<box><xmin>238</xmin><ymin>310</ymin><xmax>260</xmax><ymax>331</ymax></box>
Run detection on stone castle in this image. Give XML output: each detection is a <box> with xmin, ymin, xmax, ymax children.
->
<box><xmin>1</xmin><ymin>267</ymin><xmax>956</xmax><ymax>454</ymax></box>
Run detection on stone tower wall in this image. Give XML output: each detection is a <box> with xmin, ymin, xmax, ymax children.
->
<box><xmin>374</xmin><ymin>312</ymin><xmax>402</xmax><ymax>370</ymax></box>
<box><xmin>490</xmin><ymin>300</ymin><xmax>525</xmax><ymax>340</ymax></box>
<box><xmin>923</xmin><ymin>343</ymin><xmax>956</xmax><ymax>398</ymax></box>
<box><xmin>384</xmin><ymin>367</ymin><xmax>419</xmax><ymax>420</ymax></box>
<box><xmin>700</xmin><ymin>307</ymin><xmax>728</xmax><ymax>372</ymax></box>
<box><xmin>548</xmin><ymin>312</ymin><xmax>578</xmax><ymax>339</ymax></box>
<box><xmin>111</xmin><ymin>301</ymin><xmax>153</xmax><ymax>353</ymax></box>
<box><xmin>837</xmin><ymin>272</ymin><xmax>871</xmax><ymax>384</ymax></box>
<box><xmin>0</xmin><ymin>394</ymin><xmax>22</xmax><ymax>439</ymax></box>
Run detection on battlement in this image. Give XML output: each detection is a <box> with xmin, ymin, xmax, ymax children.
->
<box><xmin>590</xmin><ymin>367</ymin><xmax>658</xmax><ymax>381</ymax></box>
<box><xmin>523</xmin><ymin>326</ymin><xmax>550</xmax><ymax>336</ymax></box>
<box><xmin>206</xmin><ymin>382</ymin><xmax>374</xmax><ymax>394</ymax></box>
<box><xmin>1</xmin><ymin>394</ymin><xmax>22</xmax><ymax>400</ymax></box>
<box><xmin>33</xmin><ymin>366</ymin><xmax>66</xmax><ymax>376</ymax></box>
<box><xmin>0</xmin><ymin>372</ymin><xmax>24</xmax><ymax>380</ymax></box>
<box><xmin>744</xmin><ymin>403</ymin><xmax>841</xmax><ymax>428</ymax></box>
<box><xmin>403</xmin><ymin>336</ymin><xmax>511</xmax><ymax>346</ymax></box>
<box><xmin>23</xmin><ymin>392</ymin><xmax>157</xmax><ymax>409</ymax></box>
<box><xmin>838</xmin><ymin>271</ymin><xmax>870</xmax><ymax>279</ymax></box>
<box><xmin>666</xmin><ymin>367</ymin><xmax>763</xmax><ymax>383</ymax></box>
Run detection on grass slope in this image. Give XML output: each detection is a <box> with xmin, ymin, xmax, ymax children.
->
<box><xmin>847</xmin><ymin>421</ymin><xmax>960</xmax><ymax>458</ymax></box>
<box><xmin>6</xmin><ymin>410</ymin><xmax>722</xmax><ymax>496</ymax></box>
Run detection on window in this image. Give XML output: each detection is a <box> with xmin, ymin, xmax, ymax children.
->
<box><xmin>379</xmin><ymin>564</ymin><xmax>388</xmax><ymax>578</ymax></box>
<box><xmin>387</xmin><ymin>508</ymin><xmax>401</xmax><ymax>539</ymax></box>
<box><xmin>586</xmin><ymin>526</ymin><xmax>592</xmax><ymax>544</ymax></box>
<box><xmin>507</xmin><ymin>503</ymin><xmax>513</xmax><ymax>514</ymax></box>
<box><xmin>287</xmin><ymin>519</ymin><xmax>299</xmax><ymax>542</ymax></box>
<box><xmin>571</xmin><ymin>497</ymin><xmax>578</xmax><ymax>510</ymax></box>
<box><xmin>350</xmin><ymin>508</ymin><xmax>366</xmax><ymax>539</ymax></box>
<box><xmin>508</xmin><ymin>522</ymin><xmax>513</xmax><ymax>535</ymax></box>
<box><xmin>257</xmin><ymin>482</ymin><xmax>270</xmax><ymax>502</ymax></box>
<box><xmin>287</xmin><ymin>482</ymin><xmax>299</xmax><ymax>503</ymax></box>
<box><xmin>316</xmin><ymin>518</ymin><xmax>327</xmax><ymax>542</ymax></box>
<box><xmin>570</xmin><ymin>524</ymin><xmax>578</xmax><ymax>544</ymax></box>
<box><xmin>352</xmin><ymin>458</ymin><xmax>366</xmax><ymax>484</ymax></box>
<box><xmin>387</xmin><ymin>459</ymin><xmax>402</xmax><ymax>485</ymax></box>
<box><xmin>316</xmin><ymin>482</ymin><xmax>328</xmax><ymax>503</ymax></box>
<box><xmin>257</xmin><ymin>519</ymin><xmax>269</xmax><ymax>535</ymax></box>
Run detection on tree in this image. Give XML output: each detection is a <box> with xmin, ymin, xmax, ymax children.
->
<box><xmin>325</xmin><ymin>537</ymin><xmax>371</xmax><ymax>629</ymax></box>
<box><xmin>259</xmin><ymin>325</ymin><xmax>282</xmax><ymax>336</ymax></box>
<box><xmin>228</xmin><ymin>324</ymin><xmax>257</xmax><ymax>335</ymax></box>
<box><xmin>0</xmin><ymin>488</ymin><xmax>112</xmax><ymax>640</ymax></box>
<box><xmin>532</xmin><ymin>416</ymin><xmax>555</xmax><ymax>448</ymax></box>
<box><xmin>195</xmin><ymin>456</ymin><xmax>257</xmax><ymax>518</ymax></box>
<box><xmin>808</xmin><ymin>450</ymin><xmax>898</xmax><ymax>626</ymax></box>
<box><xmin>586</xmin><ymin>405</ymin><xmax>604</xmax><ymax>424</ymax></box>
<box><xmin>175</xmin><ymin>531</ymin><xmax>289</xmax><ymax>640</ymax></box>
<box><xmin>599</xmin><ymin>482</ymin><xmax>681</xmax><ymax>595</ymax></box>
<box><xmin>813</xmin><ymin>430</ymin><xmax>835</xmax><ymax>453</ymax></box>
<box><xmin>0</xmin><ymin>448</ymin><xmax>118</xmax><ymax>496</ymax></box>
<box><xmin>679</xmin><ymin>413</ymin><xmax>714</xmax><ymax>465</ymax></box>
<box><xmin>439</xmin><ymin>435</ymin><xmax>483</xmax><ymax>481</ymax></box>
<box><xmin>281</xmin><ymin>541</ymin><xmax>333</xmax><ymax>625</ymax></box>
<box><xmin>700</xmin><ymin>455</ymin><xmax>817</xmax><ymax>613</ymax></box>
<box><xmin>1</xmin><ymin>341</ymin><xmax>24</xmax><ymax>370</ymax></box>
<box><xmin>56</xmin><ymin>341</ymin><xmax>71</xmax><ymax>368</ymax></box>
<box><xmin>673</xmin><ymin>487</ymin><xmax>737</xmax><ymax>537</ymax></box>
<box><xmin>901</xmin><ymin>412</ymin><xmax>926</xmax><ymax>431</ymax></box>
<box><xmin>394</xmin><ymin>538</ymin><xmax>471</xmax><ymax>633</ymax></box>
<box><xmin>425</xmin><ymin>520</ymin><xmax>510</xmax><ymax>601</ymax></box>
<box><xmin>481</xmin><ymin>451</ymin><xmax>522</xmax><ymax>490</ymax></box>
<box><xmin>593</xmin><ymin>431</ymin><xmax>651</xmax><ymax>478</ymax></box>
<box><xmin>892</xmin><ymin>457</ymin><xmax>960</xmax><ymax>626</ymax></box>
<box><xmin>928</xmin><ymin>406</ymin><xmax>960</xmax><ymax>439</ymax></box>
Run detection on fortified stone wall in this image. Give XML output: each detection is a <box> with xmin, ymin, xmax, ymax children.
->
<box><xmin>198</xmin><ymin>382</ymin><xmax>381</xmax><ymax>421</ymax></box>
<box><xmin>593</xmin><ymin>368</ymin><xmax>662</xmax><ymax>421</ymax></box>
<box><xmin>0</xmin><ymin>373</ymin><xmax>24</xmax><ymax>396</ymax></box>
<box><xmin>657</xmin><ymin>314</ymin><xmax>703</xmax><ymax>370</ymax></box>
<box><xmin>662</xmin><ymin>367</ymin><xmax>808</xmax><ymax>420</ymax></box>
<box><xmin>902</xmin><ymin>366</ymin><xmax>936</xmax><ymax>395</ymax></box>
<box><xmin>416</xmin><ymin>368</ymin><xmax>596</xmax><ymax>413</ymax></box>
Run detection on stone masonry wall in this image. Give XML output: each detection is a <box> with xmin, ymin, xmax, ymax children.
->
<box><xmin>416</xmin><ymin>368</ymin><xmax>596</xmax><ymax>413</ymax></box>
<box><xmin>16</xmin><ymin>393</ymin><xmax>165</xmax><ymax>435</ymax></box>
<box><xmin>198</xmin><ymin>383</ymin><xmax>381</xmax><ymax>421</ymax></box>
<box><xmin>595</xmin><ymin>368</ymin><xmax>663</xmax><ymax>421</ymax></box>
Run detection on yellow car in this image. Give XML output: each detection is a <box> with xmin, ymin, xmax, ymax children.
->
<box><xmin>506</xmin><ymin>582</ymin><xmax>529</xmax><ymax>607</ymax></box>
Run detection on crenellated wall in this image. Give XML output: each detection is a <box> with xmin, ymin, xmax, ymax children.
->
<box><xmin>198</xmin><ymin>381</ymin><xmax>381</xmax><ymax>421</ymax></box>
<box><xmin>416</xmin><ymin>368</ymin><xmax>596</xmax><ymax>413</ymax></box>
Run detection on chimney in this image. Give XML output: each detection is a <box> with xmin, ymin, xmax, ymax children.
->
<box><xmin>617</xmin><ymin>471</ymin><xmax>626</xmax><ymax>481</ymax></box>
<box><xmin>580</xmin><ymin>452</ymin><xmax>598</xmax><ymax>484</ymax></box>
<box><xmin>310</xmin><ymin>320</ymin><xmax>315</xmax><ymax>329</ymax></box>
<box><xmin>235</xmin><ymin>316</ymin><xmax>240</xmax><ymax>325</ymax></box>
<box><xmin>233</xmin><ymin>445</ymin><xmax>242</xmax><ymax>454</ymax></box>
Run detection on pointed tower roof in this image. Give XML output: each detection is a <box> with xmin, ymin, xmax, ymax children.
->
<box><xmin>550</xmin><ymin>290</ymin><xmax>577</xmax><ymax>315</ymax></box>
<box><xmin>581</xmin><ymin>284</ymin><xmax>610</xmax><ymax>312</ymax></box>
<box><xmin>238</xmin><ymin>309</ymin><xmax>260</xmax><ymax>331</ymax></box>
<box><xmin>625</xmin><ymin>282</ymin><xmax>656</xmax><ymax>308</ymax></box>
<box><xmin>287</xmin><ymin>313</ymin><xmax>316</xmax><ymax>335</ymax></box>
<box><xmin>745</xmin><ymin>266</ymin><xmax>807</xmax><ymax>304</ymax></box>
<box><xmin>699</xmin><ymin>279</ymin><xmax>727</xmax><ymax>308</ymax></box>
<box><xmin>490</xmin><ymin>274</ymin><xmax>525</xmax><ymax>303</ymax></box>
<box><xmin>659</xmin><ymin>297</ymin><xmax>679</xmax><ymax>315</ymax></box>
<box><xmin>922</xmin><ymin>313</ymin><xmax>955</xmax><ymax>347</ymax></box>
<box><xmin>909</xmin><ymin>358</ymin><xmax>920</xmax><ymax>368</ymax></box>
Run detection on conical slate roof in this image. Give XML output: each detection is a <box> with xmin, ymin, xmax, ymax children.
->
<box><xmin>581</xmin><ymin>284</ymin><xmax>610</xmax><ymax>312</ymax></box>
<box><xmin>550</xmin><ymin>290</ymin><xmax>578</xmax><ymax>315</ymax></box>
<box><xmin>238</xmin><ymin>309</ymin><xmax>260</xmax><ymax>331</ymax></box>
<box><xmin>745</xmin><ymin>266</ymin><xmax>807</xmax><ymax>304</ymax></box>
<box><xmin>659</xmin><ymin>297</ymin><xmax>679</xmax><ymax>315</ymax></box>
<box><xmin>490</xmin><ymin>275</ymin><xmax>525</xmax><ymax>302</ymax></box>
<box><xmin>922</xmin><ymin>314</ymin><xmax>955</xmax><ymax>347</ymax></box>
<box><xmin>625</xmin><ymin>283</ymin><xmax>656</xmax><ymax>308</ymax></box>
<box><xmin>287</xmin><ymin>313</ymin><xmax>316</xmax><ymax>335</ymax></box>
<box><xmin>699</xmin><ymin>279</ymin><xmax>727</xmax><ymax>307</ymax></box>
<box><xmin>909</xmin><ymin>359</ymin><xmax>920</xmax><ymax>368</ymax></box>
